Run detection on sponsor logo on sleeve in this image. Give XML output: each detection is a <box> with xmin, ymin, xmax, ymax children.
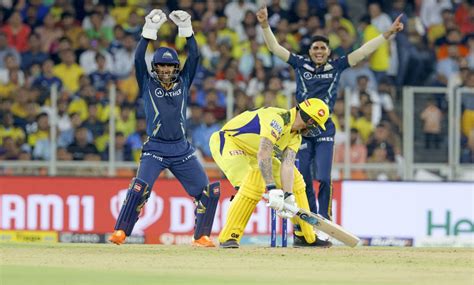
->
<box><xmin>229</xmin><ymin>150</ymin><xmax>245</xmax><ymax>156</ymax></box>
<box><xmin>270</xmin><ymin>120</ymin><xmax>282</xmax><ymax>134</ymax></box>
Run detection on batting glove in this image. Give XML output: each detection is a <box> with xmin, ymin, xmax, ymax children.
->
<box><xmin>142</xmin><ymin>9</ymin><xmax>167</xmax><ymax>40</ymax></box>
<box><xmin>277</xmin><ymin>193</ymin><xmax>298</xmax><ymax>219</ymax></box>
<box><xmin>265</xmin><ymin>189</ymin><xmax>285</xmax><ymax>211</ymax></box>
<box><xmin>169</xmin><ymin>10</ymin><xmax>193</xmax><ymax>37</ymax></box>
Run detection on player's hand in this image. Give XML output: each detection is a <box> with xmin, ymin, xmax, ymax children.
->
<box><xmin>265</xmin><ymin>189</ymin><xmax>284</xmax><ymax>211</ymax></box>
<box><xmin>256</xmin><ymin>6</ymin><xmax>269</xmax><ymax>26</ymax></box>
<box><xmin>170</xmin><ymin>10</ymin><xmax>193</xmax><ymax>37</ymax></box>
<box><xmin>277</xmin><ymin>193</ymin><xmax>298</xmax><ymax>219</ymax></box>
<box><xmin>387</xmin><ymin>14</ymin><xmax>404</xmax><ymax>36</ymax></box>
<box><xmin>142</xmin><ymin>9</ymin><xmax>167</xmax><ymax>40</ymax></box>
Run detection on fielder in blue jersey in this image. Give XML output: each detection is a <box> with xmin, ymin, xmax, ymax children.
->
<box><xmin>109</xmin><ymin>9</ymin><xmax>220</xmax><ymax>247</ymax></box>
<box><xmin>257</xmin><ymin>7</ymin><xmax>404</xmax><ymax>243</ymax></box>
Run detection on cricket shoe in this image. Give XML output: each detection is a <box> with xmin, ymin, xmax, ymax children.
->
<box><xmin>109</xmin><ymin>230</ymin><xmax>126</xmax><ymax>245</ymax></box>
<box><xmin>293</xmin><ymin>235</ymin><xmax>332</xmax><ymax>248</ymax></box>
<box><xmin>219</xmin><ymin>239</ymin><xmax>239</xmax><ymax>249</ymax></box>
<box><xmin>192</xmin><ymin>236</ymin><xmax>216</xmax><ymax>247</ymax></box>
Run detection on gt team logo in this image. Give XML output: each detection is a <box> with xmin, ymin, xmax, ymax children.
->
<box><xmin>162</xmin><ymin>51</ymin><xmax>173</xmax><ymax>59</ymax></box>
<box><xmin>110</xmin><ymin>189</ymin><xmax>164</xmax><ymax>235</ymax></box>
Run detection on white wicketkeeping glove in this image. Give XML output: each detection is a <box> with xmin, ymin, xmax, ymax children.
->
<box><xmin>265</xmin><ymin>189</ymin><xmax>285</xmax><ymax>211</ymax></box>
<box><xmin>276</xmin><ymin>193</ymin><xmax>298</xmax><ymax>219</ymax></box>
<box><xmin>169</xmin><ymin>10</ymin><xmax>193</xmax><ymax>37</ymax></box>
<box><xmin>142</xmin><ymin>9</ymin><xmax>167</xmax><ymax>40</ymax></box>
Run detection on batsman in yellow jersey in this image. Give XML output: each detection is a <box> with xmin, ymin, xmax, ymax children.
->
<box><xmin>209</xmin><ymin>97</ymin><xmax>332</xmax><ymax>248</ymax></box>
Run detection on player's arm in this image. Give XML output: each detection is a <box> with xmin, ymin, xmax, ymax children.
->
<box><xmin>135</xmin><ymin>9</ymin><xmax>167</xmax><ymax>90</ymax></box>
<box><xmin>347</xmin><ymin>14</ymin><xmax>404</xmax><ymax>67</ymax></box>
<box><xmin>169</xmin><ymin>10</ymin><xmax>199</xmax><ymax>85</ymax></box>
<box><xmin>280</xmin><ymin>148</ymin><xmax>296</xmax><ymax>193</ymax></box>
<box><xmin>256</xmin><ymin>6</ymin><xmax>290</xmax><ymax>62</ymax></box>
<box><xmin>257</xmin><ymin>137</ymin><xmax>276</xmax><ymax>188</ymax></box>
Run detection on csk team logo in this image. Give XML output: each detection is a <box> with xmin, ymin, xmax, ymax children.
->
<box><xmin>318</xmin><ymin>109</ymin><xmax>325</xmax><ymax>117</ymax></box>
<box><xmin>110</xmin><ymin>189</ymin><xmax>164</xmax><ymax>235</ymax></box>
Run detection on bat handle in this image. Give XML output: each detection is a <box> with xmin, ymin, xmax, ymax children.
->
<box><xmin>283</xmin><ymin>203</ymin><xmax>299</xmax><ymax>216</ymax></box>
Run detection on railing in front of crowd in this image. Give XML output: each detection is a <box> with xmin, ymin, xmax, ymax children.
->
<box><xmin>403</xmin><ymin>86</ymin><xmax>474</xmax><ymax>181</ymax></box>
<box><xmin>0</xmin><ymin>85</ymin><xmax>472</xmax><ymax>181</ymax></box>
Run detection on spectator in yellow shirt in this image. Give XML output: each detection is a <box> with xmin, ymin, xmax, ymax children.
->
<box><xmin>53</xmin><ymin>49</ymin><xmax>84</xmax><ymax>92</ymax></box>
<box><xmin>116</xmin><ymin>103</ymin><xmax>136</xmax><ymax>137</ymax></box>
<box><xmin>352</xmin><ymin>101</ymin><xmax>375</xmax><ymax>143</ymax></box>
<box><xmin>28</xmin><ymin>112</ymin><xmax>49</xmax><ymax>147</ymax></box>
<box><xmin>11</xmin><ymin>87</ymin><xmax>33</xmax><ymax>119</ymax></box>
<box><xmin>360</xmin><ymin>15</ymin><xmax>390</xmax><ymax>79</ymax></box>
<box><xmin>0</xmin><ymin>112</ymin><xmax>25</xmax><ymax>145</ymax></box>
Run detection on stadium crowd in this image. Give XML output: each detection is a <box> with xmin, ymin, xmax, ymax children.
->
<box><xmin>0</xmin><ymin>0</ymin><xmax>473</xmax><ymax>180</ymax></box>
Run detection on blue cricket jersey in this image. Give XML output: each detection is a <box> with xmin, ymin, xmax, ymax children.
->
<box><xmin>135</xmin><ymin>36</ymin><xmax>199</xmax><ymax>142</ymax></box>
<box><xmin>287</xmin><ymin>53</ymin><xmax>350</xmax><ymax>113</ymax></box>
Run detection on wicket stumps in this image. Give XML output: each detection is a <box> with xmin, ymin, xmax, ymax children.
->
<box><xmin>270</xmin><ymin>158</ymin><xmax>299</xmax><ymax>247</ymax></box>
<box><xmin>270</xmin><ymin>208</ymin><xmax>287</xmax><ymax>247</ymax></box>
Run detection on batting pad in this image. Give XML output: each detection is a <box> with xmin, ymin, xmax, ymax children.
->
<box><xmin>114</xmin><ymin>177</ymin><xmax>150</xmax><ymax>236</ymax></box>
<box><xmin>292</xmin><ymin>173</ymin><xmax>316</xmax><ymax>243</ymax></box>
<box><xmin>219</xmin><ymin>169</ymin><xmax>264</xmax><ymax>243</ymax></box>
<box><xmin>194</xmin><ymin>181</ymin><xmax>221</xmax><ymax>239</ymax></box>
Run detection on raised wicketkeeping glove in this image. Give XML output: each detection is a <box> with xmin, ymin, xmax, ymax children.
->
<box><xmin>142</xmin><ymin>9</ymin><xmax>167</xmax><ymax>40</ymax></box>
<box><xmin>265</xmin><ymin>189</ymin><xmax>285</xmax><ymax>211</ymax></box>
<box><xmin>276</xmin><ymin>193</ymin><xmax>298</xmax><ymax>219</ymax></box>
<box><xmin>169</xmin><ymin>10</ymin><xmax>193</xmax><ymax>37</ymax></box>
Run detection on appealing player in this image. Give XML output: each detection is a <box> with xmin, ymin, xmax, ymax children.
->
<box><xmin>257</xmin><ymin>7</ymin><xmax>404</xmax><ymax>221</ymax></box>
<box><xmin>210</xmin><ymin>98</ymin><xmax>332</xmax><ymax>248</ymax></box>
<box><xmin>109</xmin><ymin>9</ymin><xmax>220</xmax><ymax>247</ymax></box>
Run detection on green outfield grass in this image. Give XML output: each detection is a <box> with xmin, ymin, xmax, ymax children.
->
<box><xmin>0</xmin><ymin>243</ymin><xmax>473</xmax><ymax>285</ymax></box>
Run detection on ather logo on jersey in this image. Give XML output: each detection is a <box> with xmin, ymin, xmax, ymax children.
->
<box><xmin>303</xmin><ymin>72</ymin><xmax>334</xmax><ymax>80</ymax></box>
<box><xmin>155</xmin><ymin>88</ymin><xmax>182</xmax><ymax>98</ymax></box>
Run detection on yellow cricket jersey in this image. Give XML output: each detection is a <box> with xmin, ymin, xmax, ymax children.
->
<box><xmin>219</xmin><ymin>107</ymin><xmax>301</xmax><ymax>157</ymax></box>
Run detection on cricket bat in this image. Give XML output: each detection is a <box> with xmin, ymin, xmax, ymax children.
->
<box><xmin>284</xmin><ymin>203</ymin><xmax>360</xmax><ymax>247</ymax></box>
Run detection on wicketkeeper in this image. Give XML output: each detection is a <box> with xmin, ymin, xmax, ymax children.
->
<box><xmin>109</xmin><ymin>9</ymin><xmax>220</xmax><ymax>247</ymax></box>
<box><xmin>209</xmin><ymin>98</ymin><xmax>332</xmax><ymax>248</ymax></box>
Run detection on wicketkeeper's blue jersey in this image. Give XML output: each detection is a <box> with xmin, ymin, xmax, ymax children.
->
<box><xmin>134</xmin><ymin>36</ymin><xmax>199</xmax><ymax>142</ymax></box>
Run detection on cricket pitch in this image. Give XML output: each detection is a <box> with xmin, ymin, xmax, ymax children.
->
<box><xmin>1</xmin><ymin>243</ymin><xmax>473</xmax><ymax>285</ymax></box>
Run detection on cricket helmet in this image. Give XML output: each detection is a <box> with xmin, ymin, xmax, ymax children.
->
<box><xmin>297</xmin><ymin>98</ymin><xmax>329</xmax><ymax>131</ymax></box>
<box><xmin>152</xmin><ymin>47</ymin><xmax>180</xmax><ymax>83</ymax></box>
